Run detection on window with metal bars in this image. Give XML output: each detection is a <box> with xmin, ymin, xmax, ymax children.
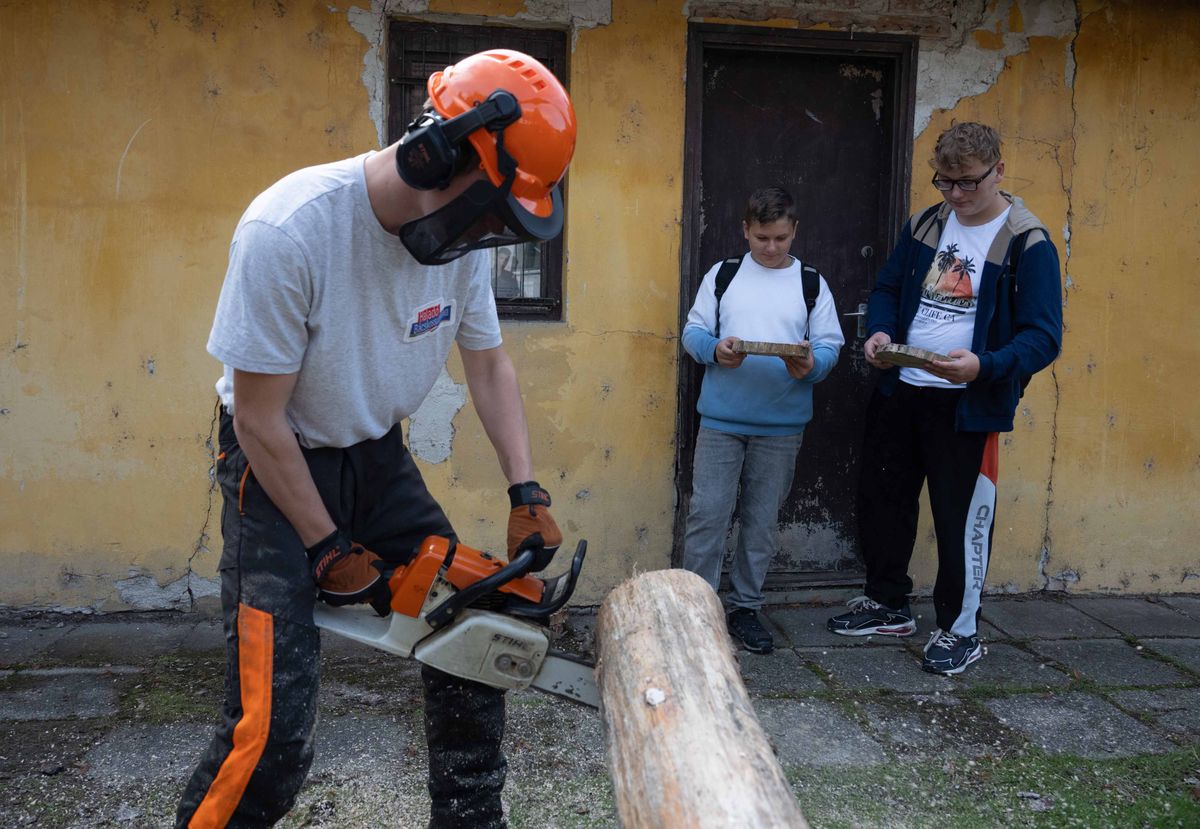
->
<box><xmin>388</xmin><ymin>20</ymin><xmax>568</xmax><ymax>321</ymax></box>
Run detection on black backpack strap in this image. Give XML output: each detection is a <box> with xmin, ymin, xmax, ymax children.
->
<box><xmin>801</xmin><ymin>263</ymin><xmax>821</xmax><ymax>340</ymax></box>
<box><xmin>1006</xmin><ymin>227</ymin><xmax>1041</xmax><ymax>293</ymax></box>
<box><xmin>1005</xmin><ymin>228</ymin><xmax>1041</xmax><ymax>396</ymax></box>
<box><xmin>712</xmin><ymin>255</ymin><xmax>743</xmax><ymax>339</ymax></box>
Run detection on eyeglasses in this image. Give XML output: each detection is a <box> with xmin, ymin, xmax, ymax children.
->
<box><xmin>931</xmin><ymin>163</ymin><xmax>997</xmax><ymax>192</ymax></box>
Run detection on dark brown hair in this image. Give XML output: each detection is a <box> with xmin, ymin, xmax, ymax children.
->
<box><xmin>744</xmin><ymin>186</ymin><xmax>798</xmax><ymax>226</ymax></box>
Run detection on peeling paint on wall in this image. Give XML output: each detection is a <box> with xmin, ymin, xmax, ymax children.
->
<box><xmin>407</xmin><ymin>368</ymin><xmax>468</xmax><ymax>463</ymax></box>
<box><xmin>115</xmin><ymin>572</ymin><xmax>219</xmax><ymax>611</ymax></box>
<box><xmin>914</xmin><ymin>0</ymin><xmax>1076</xmax><ymax>136</ymax></box>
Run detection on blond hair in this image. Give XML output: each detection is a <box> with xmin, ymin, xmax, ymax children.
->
<box><xmin>931</xmin><ymin>122</ymin><xmax>1001</xmax><ymax>170</ymax></box>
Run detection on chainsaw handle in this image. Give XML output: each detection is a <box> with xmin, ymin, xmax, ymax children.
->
<box><xmin>506</xmin><ymin>540</ymin><xmax>587</xmax><ymax>620</ymax></box>
<box><xmin>425</xmin><ymin>547</ymin><xmax>536</xmax><ymax>630</ymax></box>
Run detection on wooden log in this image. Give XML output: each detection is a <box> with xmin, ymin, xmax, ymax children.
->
<box><xmin>595</xmin><ymin>569</ymin><xmax>809</xmax><ymax>828</ymax></box>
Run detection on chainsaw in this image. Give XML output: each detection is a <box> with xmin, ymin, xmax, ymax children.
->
<box><xmin>312</xmin><ymin>535</ymin><xmax>600</xmax><ymax>708</ymax></box>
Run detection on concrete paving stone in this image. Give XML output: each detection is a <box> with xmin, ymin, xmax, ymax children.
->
<box><xmin>752</xmin><ymin>697</ymin><xmax>887</xmax><ymax>767</ymax></box>
<box><xmin>1030</xmin><ymin>638</ymin><xmax>1190</xmax><ymax>686</ymax></box>
<box><xmin>45</xmin><ymin>620</ymin><xmax>193</xmax><ymax>664</ymax></box>
<box><xmin>83</xmin><ymin>714</ymin><xmax>420</xmax><ymax>788</ymax></box>
<box><xmin>1160</xmin><ymin>595</ymin><xmax>1200</xmax><ymax>620</ymax></box>
<box><xmin>0</xmin><ymin>621</ymin><xmax>79</xmax><ymax>666</ymax></box>
<box><xmin>1140</xmin><ymin>638</ymin><xmax>1200</xmax><ymax>675</ymax></box>
<box><xmin>1066</xmin><ymin>596</ymin><xmax>1200</xmax><ymax>638</ymax></box>
<box><xmin>307</xmin><ymin>714</ymin><xmax>419</xmax><ymax>779</ymax></box>
<box><xmin>910</xmin><ymin>601</ymin><xmax>1003</xmax><ymax>641</ymax></box>
<box><xmin>804</xmin><ymin>646</ymin><xmax>955</xmax><ymax>693</ymax></box>
<box><xmin>177</xmin><ymin>618</ymin><xmax>227</xmax><ymax>653</ymax></box>
<box><xmin>737</xmin><ymin>648</ymin><xmax>828</xmax><ymax>694</ymax></box>
<box><xmin>950</xmin><ymin>642</ymin><xmax>1073</xmax><ymax>690</ymax></box>
<box><xmin>318</xmin><ymin>627</ymin><xmax>394</xmax><ymax>659</ymax></box>
<box><xmin>82</xmin><ymin>723</ymin><xmax>212</xmax><ymax>783</ymax></box>
<box><xmin>980</xmin><ymin>597</ymin><xmax>1118</xmax><ymax>639</ymax></box>
<box><xmin>862</xmin><ymin>696</ymin><xmax>1020</xmax><ymax>760</ymax></box>
<box><xmin>0</xmin><ymin>670</ymin><xmax>122</xmax><ymax>720</ymax></box>
<box><xmin>504</xmin><ymin>689</ymin><xmax>606</xmax><ymax>774</ymax></box>
<box><xmin>766</xmin><ymin>604</ymin><xmax>912</xmax><ymax>648</ymax></box>
<box><xmin>985</xmin><ymin>691</ymin><xmax>1175</xmax><ymax>758</ymax></box>
<box><xmin>1109</xmin><ymin>688</ymin><xmax>1200</xmax><ymax>743</ymax></box>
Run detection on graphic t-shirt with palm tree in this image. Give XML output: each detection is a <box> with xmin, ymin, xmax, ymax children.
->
<box><xmin>901</xmin><ymin>207</ymin><xmax>1011</xmax><ymax>388</ymax></box>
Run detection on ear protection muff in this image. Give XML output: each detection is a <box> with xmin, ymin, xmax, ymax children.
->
<box><xmin>396</xmin><ymin>90</ymin><xmax>522</xmax><ymax>191</ymax></box>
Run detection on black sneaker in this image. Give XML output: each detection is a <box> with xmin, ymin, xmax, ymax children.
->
<box><xmin>921</xmin><ymin>630</ymin><xmax>982</xmax><ymax>675</ymax></box>
<box><xmin>826</xmin><ymin>595</ymin><xmax>916</xmax><ymax>637</ymax></box>
<box><xmin>727</xmin><ymin>608</ymin><xmax>774</xmax><ymax>654</ymax></box>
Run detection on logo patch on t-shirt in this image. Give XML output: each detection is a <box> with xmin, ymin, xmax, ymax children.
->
<box><xmin>408</xmin><ymin>301</ymin><xmax>453</xmax><ymax>339</ymax></box>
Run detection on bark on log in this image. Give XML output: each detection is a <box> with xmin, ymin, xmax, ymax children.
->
<box><xmin>595</xmin><ymin>569</ymin><xmax>809</xmax><ymax>828</ymax></box>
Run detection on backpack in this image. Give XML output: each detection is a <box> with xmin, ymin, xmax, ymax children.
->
<box><xmin>712</xmin><ymin>254</ymin><xmax>821</xmax><ymax>339</ymax></box>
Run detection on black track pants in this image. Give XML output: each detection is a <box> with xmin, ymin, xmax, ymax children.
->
<box><xmin>857</xmin><ymin>384</ymin><xmax>999</xmax><ymax>637</ymax></box>
<box><xmin>176</xmin><ymin>412</ymin><xmax>507</xmax><ymax>828</ymax></box>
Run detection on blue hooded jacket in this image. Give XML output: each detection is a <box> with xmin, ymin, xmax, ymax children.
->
<box><xmin>868</xmin><ymin>194</ymin><xmax>1063</xmax><ymax>432</ymax></box>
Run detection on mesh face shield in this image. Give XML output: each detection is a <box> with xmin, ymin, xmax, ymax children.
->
<box><xmin>398</xmin><ymin>130</ymin><xmax>565</xmax><ymax>266</ymax></box>
<box><xmin>398</xmin><ymin>179</ymin><xmax>563</xmax><ymax>266</ymax></box>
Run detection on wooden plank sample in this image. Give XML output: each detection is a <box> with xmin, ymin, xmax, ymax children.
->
<box><xmin>732</xmin><ymin>340</ymin><xmax>810</xmax><ymax>358</ymax></box>
<box><xmin>876</xmin><ymin>343</ymin><xmax>950</xmax><ymax>367</ymax></box>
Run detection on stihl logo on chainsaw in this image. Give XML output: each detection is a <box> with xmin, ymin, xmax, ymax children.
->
<box><xmin>492</xmin><ymin>633</ymin><xmax>535</xmax><ymax>652</ymax></box>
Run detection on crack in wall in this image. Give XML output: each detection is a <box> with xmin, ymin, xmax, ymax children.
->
<box><xmin>184</xmin><ymin>398</ymin><xmax>221</xmax><ymax>607</ymax></box>
<box><xmin>1038</xmin><ymin>2</ymin><xmax>1081</xmax><ymax>593</ymax></box>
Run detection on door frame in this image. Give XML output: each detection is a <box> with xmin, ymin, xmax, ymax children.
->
<box><xmin>672</xmin><ymin>23</ymin><xmax>918</xmax><ymax>574</ymax></box>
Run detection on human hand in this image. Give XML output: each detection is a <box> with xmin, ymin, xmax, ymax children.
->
<box><xmin>306</xmin><ymin>529</ymin><xmax>391</xmax><ymax>614</ymax></box>
<box><xmin>781</xmin><ymin>341</ymin><xmax>814</xmax><ymax>379</ymax></box>
<box><xmin>927</xmin><ymin>349</ymin><xmax>980</xmax><ymax>383</ymax></box>
<box><xmin>714</xmin><ymin>337</ymin><xmax>747</xmax><ymax>368</ymax></box>
<box><xmin>863</xmin><ymin>332</ymin><xmax>893</xmax><ymax>369</ymax></box>
<box><xmin>507</xmin><ymin>481</ymin><xmax>563</xmax><ymax>571</ymax></box>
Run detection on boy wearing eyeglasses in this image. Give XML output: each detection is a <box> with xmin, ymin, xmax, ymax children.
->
<box><xmin>826</xmin><ymin>122</ymin><xmax>1062</xmax><ymax>675</ymax></box>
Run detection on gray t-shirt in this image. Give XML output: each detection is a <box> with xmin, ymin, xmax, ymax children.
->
<box><xmin>207</xmin><ymin>152</ymin><xmax>502</xmax><ymax>448</ymax></box>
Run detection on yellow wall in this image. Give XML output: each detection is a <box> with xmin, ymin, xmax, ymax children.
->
<box><xmin>1050</xmin><ymin>0</ymin><xmax>1200</xmax><ymax>592</ymax></box>
<box><xmin>1</xmin><ymin>0</ymin><xmax>1197</xmax><ymax>610</ymax></box>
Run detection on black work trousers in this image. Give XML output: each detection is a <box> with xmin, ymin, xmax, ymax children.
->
<box><xmin>176</xmin><ymin>412</ymin><xmax>507</xmax><ymax>828</ymax></box>
<box><xmin>857</xmin><ymin>384</ymin><xmax>999</xmax><ymax>638</ymax></box>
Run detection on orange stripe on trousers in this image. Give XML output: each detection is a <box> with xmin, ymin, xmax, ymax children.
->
<box><xmin>979</xmin><ymin>432</ymin><xmax>999</xmax><ymax>485</ymax></box>
<box><xmin>189</xmin><ymin>604</ymin><xmax>273</xmax><ymax>828</ymax></box>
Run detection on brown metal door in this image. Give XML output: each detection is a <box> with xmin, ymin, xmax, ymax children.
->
<box><xmin>676</xmin><ymin>25</ymin><xmax>917</xmax><ymax>587</ymax></box>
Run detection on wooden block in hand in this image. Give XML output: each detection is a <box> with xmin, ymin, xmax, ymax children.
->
<box><xmin>876</xmin><ymin>343</ymin><xmax>950</xmax><ymax>367</ymax></box>
<box><xmin>731</xmin><ymin>340</ymin><xmax>810</xmax><ymax>358</ymax></box>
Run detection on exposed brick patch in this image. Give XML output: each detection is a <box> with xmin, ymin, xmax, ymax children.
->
<box><xmin>689</xmin><ymin>0</ymin><xmax>957</xmax><ymax>38</ymax></box>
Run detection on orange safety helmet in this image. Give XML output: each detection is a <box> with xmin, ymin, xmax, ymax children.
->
<box><xmin>427</xmin><ymin>49</ymin><xmax>576</xmax><ymax>221</ymax></box>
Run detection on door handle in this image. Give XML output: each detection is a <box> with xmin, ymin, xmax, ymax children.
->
<box><xmin>842</xmin><ymin>302</ymin><xmax>868</xmax><ymax>338</ymax></box>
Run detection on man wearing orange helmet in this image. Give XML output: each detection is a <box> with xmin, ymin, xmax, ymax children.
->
<box><xmin>176</xmin><ymin>50</ymin><xmax>576</xmax><ymax>828</ymax></box>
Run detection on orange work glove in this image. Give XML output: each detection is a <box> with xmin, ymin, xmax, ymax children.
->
<box><xmin>506</xmin><ymin>481</ymin><xmax>563</xmax><ymax>571</ymax></box>
<box><xmin>305</xmin><ymin>530</ymin><xmax>391</xmax><ymax>616</ymax></box>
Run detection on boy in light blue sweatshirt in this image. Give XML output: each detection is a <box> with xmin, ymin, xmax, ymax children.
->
<box><xmin>681</xmin><ymin>186</ymin><xmax>844</xmax><ymax>653</ymax></box>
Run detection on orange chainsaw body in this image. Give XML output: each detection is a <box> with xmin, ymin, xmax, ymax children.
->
<box><xmin>388</xmin><ymin>536</ymin><xmax>544</xmax><ymax>618</ymax></box>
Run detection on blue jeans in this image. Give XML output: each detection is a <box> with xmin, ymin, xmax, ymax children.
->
<box><xmin>682</xmin><ymin>427</ymin><xmax>803</xmax><ymax>611</ymax></box>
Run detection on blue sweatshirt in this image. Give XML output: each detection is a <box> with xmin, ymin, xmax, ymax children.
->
<box><xmin>868</xmin><ymin>195</ymin><xmax>1063</xmax><ymax>432</ymax></box>
<box><xmin>682</xmin><ymin>254</ymin><xmax>844</xmax><ymax>436</ymax></box>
